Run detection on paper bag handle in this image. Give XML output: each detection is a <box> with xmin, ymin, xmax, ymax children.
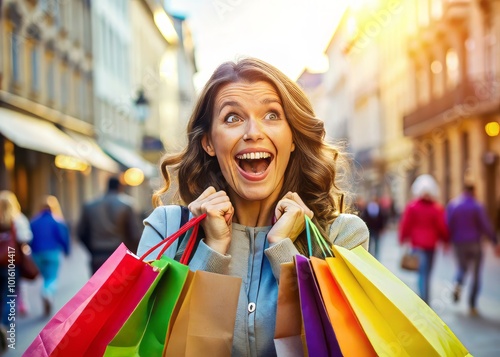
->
<box><xmin>304</xmin><ymin>215</ymin><xmax>334</xmax><ymax>258</ymax></box>
<box><xmin>139</xmin><ymin>213</ymin><xmax>207</xmax><ymax>262</ymax></box>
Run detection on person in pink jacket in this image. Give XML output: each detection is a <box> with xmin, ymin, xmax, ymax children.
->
<box><xmin>399</xmin><ymin>174</ymin><xmax>449</xmax><ymax>303</ymax></box>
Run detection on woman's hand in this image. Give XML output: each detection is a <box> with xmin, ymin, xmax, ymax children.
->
<box><xmin>188</xmin><ymin>186</ymin><xmax>234</xmax><ymax>254</ymax></box>
<box><xmin>267</xmin><ymin>192</ymin><xmax>314</xmax><ymax>244</ymax></box>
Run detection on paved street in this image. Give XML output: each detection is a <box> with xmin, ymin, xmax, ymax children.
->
<box><xmin>378</xmin><ymin>226</ymin><xmax>500</xmax><ymax>357</ymax></box>
<box><xmin>7</xmin><ymin>240</ymin><xmax>92</xmax><ymax>356</ymax></box>
<box><xmin>8</xmin><ymin>228</ymin><xmax>500</xmax><ymax>356</ymax></box>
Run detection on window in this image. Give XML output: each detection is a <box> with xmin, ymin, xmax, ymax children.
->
<box><xmin>30</xmin><ymin>45</ymin><xmax>40</xmax><ymax>93</ymax></box>
<box><xmin>446</xmin><ymin>48</ymin><xmax>460</xmax><ymax>90</ymax></box>
<box><xmin>61</xmin><ymin>66</ymin><xmax>69</xmax><ymax>109</ymax></box>
<box><xmin>443</xmin><ymin>139</ymin><xmax>450</xmax><ymax>202</ymax></box>
<box><xmin>462</xmin><ymin>131</ymin><xmax>469</xmax><ymax>176</ymax></box>
<box><xmin>431</xmin><ymin>0</ymin><xmax>442</xmax><ymax>19</ymax></box>
<box><xmin>431</xmin><ymin>59</ymin><xmax>443</xmax><ymax>98</ymax></box>
<box><xmin>10</xmin><ymin>29</ymin><xmax>21</xmax><ymax>84</ymax></box>
<box><xmin>47</xmin><ymin>56</ymin><xmax>55</xmax><ymax>102</ymax></box>
<box><xmin>418</xmin><ymin>0</ymin><xmax>430</xmax><ymax>27</ymax></box>
<box><xmin>79</xmin><ymin>76</ymin><xmax>86</xmax><ymax>120</ymax></box>
<box><xmin>416</xmin><ymin>67</ymin><xmax>429</xmax><ymax>105</ymax></box>
<box><xmin>428</xmin><ymin>142</ymin><xmax>435</xmax><ymax>175</ymax></box>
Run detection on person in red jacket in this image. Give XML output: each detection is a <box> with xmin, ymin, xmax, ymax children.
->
<box><xmin>399</xmin><ymin>174</ymin><xmax>449</xmax><ymax>303</ymax></box>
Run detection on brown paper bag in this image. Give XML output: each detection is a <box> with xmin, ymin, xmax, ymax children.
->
<box><xmin>274</xmin><ymin>262</ymin><xmax>307</xmax><ymax>357</ymax></box>
<box><xmin>163</xmin><ymin>270</ymin><xmax>241</xmax><ymax>357</ymax></box>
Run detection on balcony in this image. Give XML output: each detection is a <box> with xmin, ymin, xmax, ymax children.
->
<box><xmin>403</xmin><ymin>79</ymin><xmax>500</xmax><ymax>136</ymax></box>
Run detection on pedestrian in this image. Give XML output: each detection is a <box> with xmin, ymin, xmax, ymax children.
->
<box><xmin>77</xmin><ymin>177</ymin><xmax>141</xmax><ymax>274</ymax></box>
<box><xmin>0</xmin><ymin>191</ymin><xmax>32</xmax><ymax>318</ymax></box>
<box><xmin>137</xmin><ymin>57</ymin><xmax>369</xmax><ymax>356</ymax></box>
<box><xmin>30</xmin><ymin>195</ymin><xmax>70</xmax><ymax>316</ymax></box>
<box><xmin>0</xmin><ymin>191</ymin><xmax>33</xmax><ymax>351</ymax></box>
<box><xmin>360</xmin><ymin>194</ymin><xmax>387</xmax><ymax>259</ymax></box>
<box><xmin>399</xmin><ymin>174</ymin><xmax>449</xmax><ymax>304</ymax></box>
<box><xmin>446</xmin><ymin>184</ymin><xmax>500</xmax><ymax>316</ymax></box>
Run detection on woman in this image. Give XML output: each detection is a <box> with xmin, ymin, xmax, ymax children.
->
<box><xmin>399</xmin><ymin>174</ymin><xmax>449</xmax><ymax>303</ymax></box>
<box><xmin>138</xmin><ymin>57</ymin><xmax>369</xmax><ymax>356</ymax></box>
<box><xmin>30</xmin><ymin>195</ymin><xmax>70</xmax><ymax>316</ymax></box>
<box><xmin>0</xmin><ymin>191</ymin><xmax>33</xmax><ymax>350</ymax></box>
<box><xmin>0</xmin><ymin>191</ymin><xmax>33</xmax><ymax>317</ymax></box>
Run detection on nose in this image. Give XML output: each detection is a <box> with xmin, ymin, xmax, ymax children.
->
<box><xmin>243</xmin><ymin>117</ymin><xmax>264</xmax><ymax>141</ymax></box>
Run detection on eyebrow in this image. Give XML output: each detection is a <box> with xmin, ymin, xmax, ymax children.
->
<box><xmin>217</xmin><ymin>97</ymin><xmax>283</xmax><ymax>115</ymax></box>
<box><xmin>218</xmin><ymin>100</ymin><xmax>242</xmax><ymax>115</ymax></box>
<box><xmin>260</xmin><ymin>98</ymin><xmax>282</xmax><ymax>105</ymax></box>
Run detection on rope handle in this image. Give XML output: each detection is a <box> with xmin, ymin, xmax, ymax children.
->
<box><xmin>304</xmin><ymin>215</ymin><xmax>334</xmax><ymax>258</ymax></box>
<box><xmin>139</xmin><ymin>213</ymin><xmax>207</xmax><ymax>262</ymax></box>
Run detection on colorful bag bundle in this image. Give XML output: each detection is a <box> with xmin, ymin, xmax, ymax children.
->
<box><xmin>24</xmin><ymin>214</ymin><xmax>241</xmax><ymax>357</ymax></box>
<box><xmin>275</xmin><ymin>216</ymin><xmax>471</xmax><ymax>357</ymax></box>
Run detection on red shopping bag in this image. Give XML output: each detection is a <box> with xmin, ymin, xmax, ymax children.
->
<box><xmin>24</xmin><ymin>244</ymin><xmax>158</xmax><ymax>356</ymax></box>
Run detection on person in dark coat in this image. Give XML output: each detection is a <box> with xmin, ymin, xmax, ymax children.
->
<box><xmin>77</xmin><ymin>177</ymin><xmax>141</xmax><ymax>274</ymax></box>
<box><xmin>361</xmin><ymin>195</ymin><xmax>386</xmax><ymax>259</ymax></box>
<box><xmin>447</xmin><ymin>185</ymin><xmax>500</xmax><ymax>316</ymax></box>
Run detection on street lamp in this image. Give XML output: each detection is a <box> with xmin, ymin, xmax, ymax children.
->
<box><xmin>134</xmin><ymin>89</ymin><xmax>150</xmax><ymax>123</ymax></box>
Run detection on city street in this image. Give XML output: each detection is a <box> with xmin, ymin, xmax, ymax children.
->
<box><xmin>9</xmin><ymin>228</ymin><xmax>500</xmax><ymax>356</ymax></box>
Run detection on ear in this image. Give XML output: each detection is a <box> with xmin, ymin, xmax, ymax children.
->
<box><xmin>201</xmin><ymin>135</ymin><xmax>216</xmax><ymax>156</ymax></box>
<box><xmin>291</xmin><ymin>142</ymin><xmax>295</xmax><ymax>152</ymax></box>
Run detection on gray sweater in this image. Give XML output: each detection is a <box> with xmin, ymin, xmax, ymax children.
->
<box><xmin>138</xmin><ymin>206</ymin><xmax>369</xmax><ymax>356</ymax></box>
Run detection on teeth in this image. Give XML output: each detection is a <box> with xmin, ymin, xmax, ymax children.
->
<box><xmin>236</xmin><ymin>152</ymin><xmax>271</xmax><ymax>160</ymax></box>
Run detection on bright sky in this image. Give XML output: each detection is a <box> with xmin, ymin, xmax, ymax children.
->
<box><xmin>165</xmin><ymin>0</ymin><xmax>348</xmax><ymax>88</ymax></box>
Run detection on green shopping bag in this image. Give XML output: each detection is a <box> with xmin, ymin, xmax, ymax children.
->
<box><xmin>103</xmin><ymin>256</ymin><xmax>190</xmax><ymax>356</ymax></box>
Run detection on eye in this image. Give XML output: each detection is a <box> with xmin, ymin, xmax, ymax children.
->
<box><xmin>264</xmin><ymin>112</ymin><xmax>280</xmax><ymax>120</ymax></box>
<box><xmin>225</xmin><ymin>114</ymin><xmax>242</xmax><ymax>123</ymax></box>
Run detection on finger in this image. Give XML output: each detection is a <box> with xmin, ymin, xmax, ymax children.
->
<box><xmin>198</xmin><ymin>186</ymin><xmax>217</xmax><ymax>200</ymax></box>
<box><xmin>189</xmin><ymin>189</ymin><xmax>228</xmax><ymax>214</ymax></box>
<box><xmin>284</xmin><ymin>192</ymin><xmax>314</xmax><ymax>219</ymax></box>
<box><xmin>274</xmin><ymin>198</ymin><xmax>302</xmax><ymax>221</ymax></box>
<box><xmin>201</xmin><ymin>197</ymin><xmax>232</xmax><ymax>217</ymax></box>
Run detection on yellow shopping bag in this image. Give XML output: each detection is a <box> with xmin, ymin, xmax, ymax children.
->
<box><xmin>328</xmin><ymin>244</ymin><xmax>471</xmax><ymax>357</ymax></box>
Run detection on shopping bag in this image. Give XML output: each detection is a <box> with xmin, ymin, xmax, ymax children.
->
<box><xmin>101</xmin><ymin>213</ymin><xmax>204</xmax><ymax>356</ymax></box>
<box><xmin>163</xmin><ymin>269</ymin><xmax>242</xmax><ymax>357</ymax></box>
<box><xmin>400</xmin><ymin>248</ymin><xmax>419</xmax><ymax>271</ymax></box>
<box><xmin>310</xmin><ymin>256</ymin><xmax>376</xmax><ymax>357</ymax></box>
<box><xmin>103</xmin><ymin>257</ymin><xmax>190</xmax><ymax>356</ymax></box>
<box><xmin>274</xmin><ymin>261</ymin><xmax>306</xmax><ymax>357</ymax></box>
<box><xmin>19</xmin><ymin>242</ymin><xmax>40</xmax><ymax>280</ymax></box>
<box><xmin>295</xmin><ymin>255</ymin><xmax>342</xmax><ymax>357</ymax></box>
<box><xmin>24</xmin><ymin>244</ymin><xmax>159</xmax><ymax>357</ymax></box>
<box><xmin>330</xmin><ymin>244</ymin><xmax>471</xmax><ymax>357</ymax></box>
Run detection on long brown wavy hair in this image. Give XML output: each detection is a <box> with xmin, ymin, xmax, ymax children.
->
<box><xmin>153</xmin><ymin>58</ymin><xmax>352</xmax><ymax>255</ymax></box>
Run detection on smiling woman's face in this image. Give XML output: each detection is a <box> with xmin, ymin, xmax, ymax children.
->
<box><xmin>202</xmin><ymin>80</ymin><xmax>295</xmax><ymax>202</ymax></box>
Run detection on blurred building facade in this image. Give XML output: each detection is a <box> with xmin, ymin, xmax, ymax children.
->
<box><xmin>302</xmin><ymin>0</ymin><xmax>500</xmax><ymax>218</ymax></box>
<box><xmin>0</xmin><ymin>0</ymin><xmax>197</xmax><ymax>225</ymax></box>
<box><xmin>128</xmin><ymin>0</ymin><xmax>196</xmax><ymax>211</ymax></box>
<box><xmin>403</xmin><ymin>0</ymin><xmax>500</xmax><ymax>218</ymax></box>
<box><xmin>0</xmin><ymin>0</ymin><xmax>120</xmax><ymax>226</ymax></box>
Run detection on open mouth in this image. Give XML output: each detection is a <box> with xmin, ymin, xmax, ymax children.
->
<box><xmin>235</xmin><ymin>152</ymin><xmax>273</xmax><ymax>175</ymax></box>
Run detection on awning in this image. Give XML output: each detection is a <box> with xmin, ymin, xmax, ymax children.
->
<box><xmin>0</xmin><ymin>107</ymin><xmax>82</xmax><ymax>158</ymax></box>
<box><xmin>64</xmin><ymin>131</ymin><xmax>120</xmax><ymax>173</ymax></box>
<box><xmin>102</xmin><ymin>140</ymin><xmax>157</xmax><ymax>178</ymax></box>
<box><xmin>0</xmin><ymin>107</ymin><xmax>120</xmax><ymax>173</ymax></box>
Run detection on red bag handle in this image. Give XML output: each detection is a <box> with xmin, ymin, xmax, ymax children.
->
<box><xmin>180</xmin><ymin>222</ymin><xmax>200</xmax><ymax>265</ymax></box>
<box><xmin>139</xmin><ymin>213</ymin><xmax>206</xmax><ymax>262</ymax></box>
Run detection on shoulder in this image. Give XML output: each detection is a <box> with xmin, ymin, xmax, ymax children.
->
<box><xmin>142</xmin><ymin>205</ymin><xmax>184</xmax><ymax>239</ymax></box>
<box><xmin>329</xmin><ymin>213</ymin><xmax>369</xmax><ymax>250</ymax></box>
